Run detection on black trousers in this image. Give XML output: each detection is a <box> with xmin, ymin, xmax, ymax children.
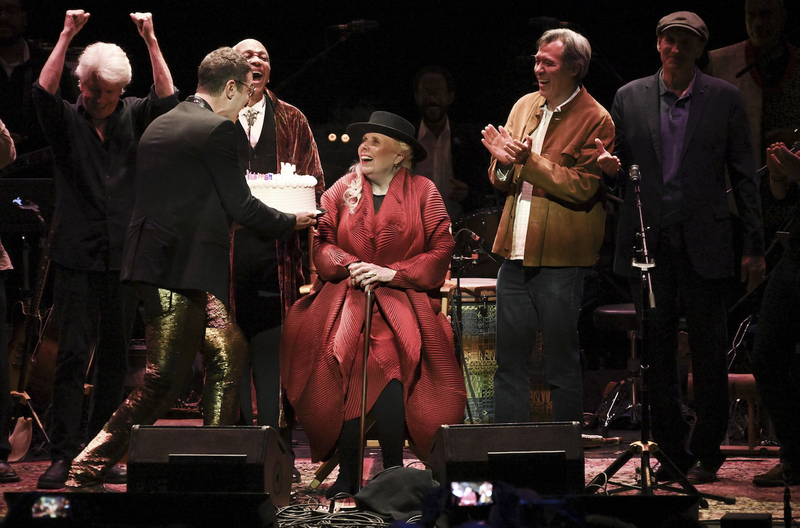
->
<box><xmin>639</xmin><ymin>225</ymin><xmax>729</xmax><ymax>471</ymax></box>
<box><xmin>49</xmin><ymin>263</ymin><xmax>136</xmax><ymax>460</ymax></box>
<box><xmin>752</xmin><ymin>253</ymin><xmax>800</xmax><ymax>469</ymax></box>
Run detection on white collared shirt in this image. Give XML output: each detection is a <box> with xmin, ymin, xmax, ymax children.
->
<box><xmin>416</xmin><ymin>118</ymin><xmax>460</xmax><ymax>220</ymax></box>
<box><xmin>510</xmin><ymin>86</ymin><xmax>581</xmax><ymax>260</ymax></box>
<box><xmin>238</xmin><ymin>96</ymin><xmax>267</xmax><ymax>148</ymax></box>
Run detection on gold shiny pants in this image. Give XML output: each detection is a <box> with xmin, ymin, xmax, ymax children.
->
<box><xmin>67</xmin><ymin>286</ymin><xmax>247</xmax><ymax>486</ymax></box>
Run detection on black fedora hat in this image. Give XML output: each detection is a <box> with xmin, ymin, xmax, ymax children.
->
<box><xmin>347</xmin><ymin>111</ymin><xmax>428</xmax><ymax>162</ymax></box>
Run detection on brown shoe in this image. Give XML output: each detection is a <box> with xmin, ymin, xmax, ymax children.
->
<box><xmin>753</xmin><ymin>462</ymin><xmax>800</xmax><ymax>487</ymax></box>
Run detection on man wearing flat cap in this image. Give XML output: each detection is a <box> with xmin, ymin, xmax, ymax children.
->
<box><xmin>597</xmin><ymin>11</ymin><xmax>765</xmax><ymax>483</ymax></box>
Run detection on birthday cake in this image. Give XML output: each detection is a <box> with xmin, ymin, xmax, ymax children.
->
<box><xmin>247</xmin><ymin>162</ymin><xmax>318</xmax><ymax>214</ymax></box>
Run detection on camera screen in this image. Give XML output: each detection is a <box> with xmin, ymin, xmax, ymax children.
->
<box><xmin>31</xmin><ymin>496</ymin><xmax>71</xmax><ymax>519</ymax></box>
<box><xmin>451</xmin><ymin>481</ymin><xmax>493</xmax><ymax>506</ymax></box>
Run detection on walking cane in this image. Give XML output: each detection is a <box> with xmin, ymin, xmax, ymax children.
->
<box><xmin>357</xmin><ymin>284</ymin><xmax>375</xmax><ymax>491</ymax></box>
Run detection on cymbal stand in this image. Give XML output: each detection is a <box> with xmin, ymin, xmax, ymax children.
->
<box><xmin>585</xmin><ymin>168</ymin><xmax>735</xmax><ymax>506</ymax></box>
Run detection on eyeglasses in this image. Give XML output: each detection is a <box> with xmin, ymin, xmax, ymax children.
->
<box><xmin>234</xmin><ymin>80</ymin><xmax>256</xmax><ymax>97</ymax></box>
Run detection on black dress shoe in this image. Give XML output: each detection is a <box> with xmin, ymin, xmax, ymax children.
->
<box><xmin>38</xmin><ymin>459</ymin><xmax>72</xmax><ymax>489</ymax></box>
<box><xmin>686</xmin><ymin>461</ymin><xmax>719</xmax><ymax>484</ymax></box>
<box><xmin>654</xmin><ymin>457</ymin><xmax>695</xmax><ymax>483</ymax></box>
<box><xmin>0</xmin><ymin>460</ymin><xmax>20</xmax><ymax>483</ymax></box>
<box><xmin>105</xmin><ymin>464</ymin><xmax>127</xmax><ymax>485</ymax></box>
<box><xmin>292</xmin><ymin>466</ymin><xmax>301</xmax><ymax>484</ymax></box>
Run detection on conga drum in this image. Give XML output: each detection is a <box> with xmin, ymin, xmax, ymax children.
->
<box><xmin>447</xmin><ymin>278</ymin><xmax>497</xmax><ymax>423</ymax></box>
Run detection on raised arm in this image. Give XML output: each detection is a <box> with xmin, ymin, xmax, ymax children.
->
<box><xmin>39</xmin><ymin>10</ymin><xmax>90</xmax><ymax>94</ymax></box>
<box><xmin>130</xmin><ymin>12</ymin><xmax>174</xmax><ymax>99</ymax></box>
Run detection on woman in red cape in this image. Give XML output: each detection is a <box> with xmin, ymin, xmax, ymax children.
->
<box><xmin>280</xmin><ymin>112</ymin><xmax>466</xmax><ymax>497</ymax></box>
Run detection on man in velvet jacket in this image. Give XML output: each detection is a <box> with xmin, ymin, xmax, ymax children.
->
<box><xmin>229</xmin><ymin>39</ymin><xmax>324</xmax><ymax>482</ymax></box>
<box><xmin>598</xmin><ymin>12</ymin><xmax>765</xmax><ymax>483</ymax></box>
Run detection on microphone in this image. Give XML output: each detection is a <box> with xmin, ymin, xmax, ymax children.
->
<box><xmin>329</xmin><ymin>20</ymin><xmax>380</xmax><ymax>33</ymax></box>
<box><xmin>458</xmin><ymin>229</ymin><xmax>498</xmax><ymax>262</ymax></box>
<box><xmin>629</xmin><ymin>165</ymin><xmax>641</xmax><ymax>183</ymax></box>
<box><xmin>462</xmin><ymin>228</ymin><xmax>486</xmax><ymax>247</ymax></box>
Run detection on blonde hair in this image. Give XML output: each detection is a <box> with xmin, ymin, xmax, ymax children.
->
<box><xmin>342</xmin><ymin>138</ymin><xmax>413</xmax><ymax>214</ymax></box>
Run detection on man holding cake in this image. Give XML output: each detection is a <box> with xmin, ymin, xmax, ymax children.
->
<box><xmin>229</xmin><ymin>38</ymin><xmax>324</xmax><ymax>480</ymax></box>
<box><xmin>64</xmin><ymin>47</ymin><xmax>316</xmax><ymax>490</ymax></box>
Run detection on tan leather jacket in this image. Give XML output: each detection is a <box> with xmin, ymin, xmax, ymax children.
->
<box><xmin>489</xmin><ymin>87</ymin><xmax>614</xmax><ymax>267</ymax></box>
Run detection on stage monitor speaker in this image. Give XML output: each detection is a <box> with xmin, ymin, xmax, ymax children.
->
<box><xmin>720</xmin><ymin>512</ymin><xmax>773</xmax><ymax>528</ymax></box>
<box><xmin>582</xmin><ymin>495</ymin><xmax>700</xmax><ymax>527</ymax></box>
<box><xmin>429</xmin><ymin>422</ymin><xmax>584</xmax><ymax>496</ymax></box>
<box><xmin>3</xmin><ymin>491</ymin><xmax>276</xmax><ymax>528</ymax></box>
<box><xmin>128</xmin><ymin>425</ymin><xmax>291</xmax><ymax>506</ymax></box>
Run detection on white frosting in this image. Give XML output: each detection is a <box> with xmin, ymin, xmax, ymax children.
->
<box><xmin>246</xmin><ymin>163</ymin><xmax>317</xmax><ymax>214</ymax></box>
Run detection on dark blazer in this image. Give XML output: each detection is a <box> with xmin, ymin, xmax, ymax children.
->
<box><xmin>121</xmin><ymin>100</ymin><xmax>296</xmax><ymax>302</ymax></box>
<box><xmin>611</xmin><ymin>69</ymin><xmax>764</xmax><ymax>279</ymax></box>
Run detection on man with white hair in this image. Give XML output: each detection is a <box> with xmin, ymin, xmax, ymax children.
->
<box><xmin>32</xmin><ymin>9</ymin><xmax>177</xmax><ymax>489</ymax></box>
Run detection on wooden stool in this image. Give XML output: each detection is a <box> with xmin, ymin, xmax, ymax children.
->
<box><xmin>687</xmin><ymin>373</ymin><xmax>760</xmax><ymax>451</ymax></box>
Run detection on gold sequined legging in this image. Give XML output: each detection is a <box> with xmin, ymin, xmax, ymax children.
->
<box><xmin>68</xmin><ymin>285</ymin><xmax>247</xmax><ymax>485</ymax></box>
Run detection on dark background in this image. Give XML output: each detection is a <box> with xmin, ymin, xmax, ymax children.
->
<box><xmin>23</xmin><ymin>0</ymin><xmax>800</xmax><ymax>144</ymax></box>
<box><xmin>10</xmin><ymin>0</ymin><xmax>796</xmax><ymax>407</ymax></box>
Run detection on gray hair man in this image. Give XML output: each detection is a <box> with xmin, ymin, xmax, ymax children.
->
<box><xmin>481</xmin><ymin>28</ymin><xmax>614</xmax><ymax>424</ymax></box>
<box><xmin>32</xmin><ymin>9</ymin><xmax>178</xmax><ymax>490</ymax></box>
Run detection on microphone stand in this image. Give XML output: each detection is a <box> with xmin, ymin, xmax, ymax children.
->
<box><xmin>451</xmin><ymin>229</ymin><xmax>487</xmax><ymax>424</ymax></box>
<box><xmin>585</xmin><ymin>168</ymin><xmax>735</xmax><ymax>506</ymax></box>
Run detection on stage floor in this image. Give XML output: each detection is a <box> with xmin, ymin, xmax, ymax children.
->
<box><xmin>0</xmin><ymin>425</ymin><xmax>795</xmax><ymax>525</ymax></box>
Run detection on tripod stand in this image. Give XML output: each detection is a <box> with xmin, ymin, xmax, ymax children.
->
<box><xmin>585</xmin><ymin>166</ymin><xmax>735</xmax><ymax>507</ymax></box>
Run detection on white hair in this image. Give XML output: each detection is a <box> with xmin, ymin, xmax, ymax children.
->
<box><xmin>75</xmin><ymin>42</ymin><xmax>132</xmax><ymax>88</ymax></box>
<box><xmin>342</xmin><ymin>138</ymin><xmax>413</xmax><ymax>214</ymax></box>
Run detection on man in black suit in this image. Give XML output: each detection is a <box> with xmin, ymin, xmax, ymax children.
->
<box><xmin>597</xmin><ymin>12</ymin><xmax>765</xmax><ymax>483</ymax></box>
<box><xmin>63</xmin><ymin>47</ymin><xmax>316</xmax><ymax>490</ymax></box>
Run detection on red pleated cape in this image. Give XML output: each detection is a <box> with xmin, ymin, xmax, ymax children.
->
<box><xmin>280</xmin><ymin>168</ymin><xmax>466</xmax><ymax>462</ymax></box>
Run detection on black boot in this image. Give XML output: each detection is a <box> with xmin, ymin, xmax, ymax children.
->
<box><xmin>326</xmin><ymin>419</ymin><xmax>360</xmax><ymax>498</ymax></box>
<box><xmin>374</xmin><ymin>380</ymin><xmax>405</xmax><ymax>470</ymax></box>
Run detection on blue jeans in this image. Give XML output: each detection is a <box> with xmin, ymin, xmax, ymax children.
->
<box><xmin>493</xmin><ymin>261</ymin><xmax>588</xmax><ymax>423</ymax></box>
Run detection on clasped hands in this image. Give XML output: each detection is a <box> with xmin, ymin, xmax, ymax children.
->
<box><xmin>766</xmin><ymin>142</ymin><xmax>800</xmax><ymax>183</ymax></box>
<box><xmin>348</xmin><ymin>261</ymin><xmax>396</xmax><ymax>289</ymax></box>
<box><xmin>481</xmin><ymin>125</ymin><xmax>532</xmax><ymax>166</ymax></box>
